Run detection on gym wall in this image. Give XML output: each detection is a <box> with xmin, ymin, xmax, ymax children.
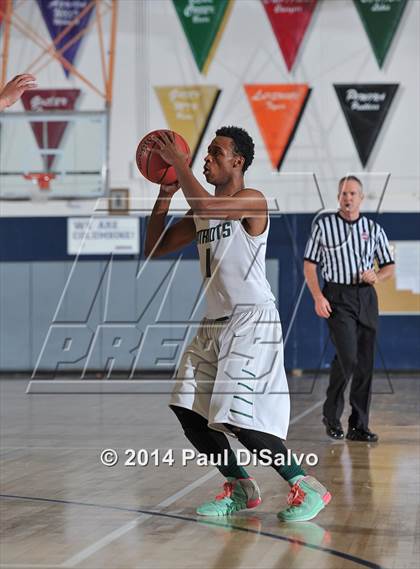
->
<box><xmin>1</xmin><ymin>0</ymin><xmax>419</xmax><ymax>373</ymax></box>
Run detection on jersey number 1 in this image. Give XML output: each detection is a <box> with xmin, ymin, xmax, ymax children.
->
<box><xmin>205</xmin><ymin>248</ymin><xmax>211</xmax><ymax>278</ymax></box>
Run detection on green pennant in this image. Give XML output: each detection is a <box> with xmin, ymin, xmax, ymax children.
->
<box><xmin>354</xmin><ymin>0</ymin><xmax>408</xmax><ymax>67</ymax></box>
<box><xmin>173</xmin><ymin>0</ymin><xmax>232</xmax><ymax>74</ymax></box>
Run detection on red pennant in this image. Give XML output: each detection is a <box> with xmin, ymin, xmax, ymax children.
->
<box><xmin>21</xmin><ymin>89</ymin><xmax>80</xmax><ymax>170</ymax></box>
<box><xmin>0</xmin><ymin>0</ymin><xmax>8</xmax><ymax>28</ymax></box>
<box><xmin>262</xmin><ymin>0</ymin><xmax>317</xmax><ymax>71</ymax></box>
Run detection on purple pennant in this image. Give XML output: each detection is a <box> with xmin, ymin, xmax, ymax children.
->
<box><xmin>36</xmin><ymin>0</ymin><xmax>95</xmax><ymax>77</ymax></box>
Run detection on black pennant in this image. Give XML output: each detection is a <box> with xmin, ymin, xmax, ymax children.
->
<box><xmin>334</xmin><ymin>83</ymin><xmax>399</xmax><ymax>167</ymax></box>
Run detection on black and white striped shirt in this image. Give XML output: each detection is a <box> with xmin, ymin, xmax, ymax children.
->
<box><xmin>304</xmin><ymin>212</ymin><xmax>394</xmax><ymax>285</ymax></box>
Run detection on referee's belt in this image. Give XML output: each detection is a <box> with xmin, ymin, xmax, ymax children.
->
<box><xmin>325</xmin><ymin>282</ymin><xmax>371</xmax><ymax>288</ymax></box>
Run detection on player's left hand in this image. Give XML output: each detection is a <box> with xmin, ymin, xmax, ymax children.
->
<box><xmin>151</xmin><ymin>131</ymin><xmax>187</xmax><ymax>166</ymax></box>
<box><xmin>159</xmin><ymin>182</ymin><xmax>181</xmax><ymax>198</ymax></box>
<box><xmin>0</xmin><ymin>74</ymin><xmax>37</xmax><ymax>109</ymax></box>
<box><xmin>361</xmin><ymin>269</ymin><xmax>378</xmax><ymax>285</ymax></box>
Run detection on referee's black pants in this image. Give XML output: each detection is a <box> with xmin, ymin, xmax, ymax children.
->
<box><xmin>322</xmin><ymin>282</ymin><xmax>378</xmax><ymax>430</ymax></box>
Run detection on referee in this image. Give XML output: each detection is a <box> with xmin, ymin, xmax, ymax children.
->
<box><xmin>304</xmin><ymin>176</ymin><xmax>395</xmax><ymax>442</ymax></box>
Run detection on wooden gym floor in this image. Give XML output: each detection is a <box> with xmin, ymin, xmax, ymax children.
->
<box><xmin>0</xmin><ymin>374</ymin><xmax>419</xmax><ymax>569</ymax></box>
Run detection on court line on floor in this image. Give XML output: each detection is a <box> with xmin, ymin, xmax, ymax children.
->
<box><xmin>62</xmin><ymin>399</ymin><xmax>324</xmax><ymax>567</ymax></box>
<box><xmin>288</xmin><ymin>399</ymin><xmax>324</xmax><ymax>424</ymax></box>
<box><xmin>0</xmin><ymin>494</ymin><xmax>384</xmax><ymax>569</ymax></box>
<box><xmin>63</xmin><ymin>398</ymin><xmax>324</xmax><ymax>567</ymax></box>
<box><xmin>3</xmin><ymin>399</ymin><xmax>324</xmax><ymax>568</ymax></box>
<box><xmin>61</xmin><ymin>468</ymin><xmax>218</xmax><ymax>568</ymax></box>
<box><xmin>0</xmin><ymin>565</ymin><xmax>60</xmax><ymax>568</ymax></box>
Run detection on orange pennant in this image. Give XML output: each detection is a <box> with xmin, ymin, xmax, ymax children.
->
<box><xmin>244</xmin><ymin>84</ymin><xmax>311</xmax><ymax>170</ymax></box>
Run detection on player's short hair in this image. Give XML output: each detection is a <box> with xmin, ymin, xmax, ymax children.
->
<box><xmin>216</xmin><ymin>126</ymin><xmax>255</xmax><ymax>172</ymax></box>
<box><xmin>338</xmin><ymin>175</ymin><xmax>363</xmax><ymax>192</ymax></box>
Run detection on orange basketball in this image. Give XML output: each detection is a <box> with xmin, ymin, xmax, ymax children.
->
<box><xmin>136</xmin><ymin>129</ymin><xmax>191</xmax><ymax>185</ymax></box>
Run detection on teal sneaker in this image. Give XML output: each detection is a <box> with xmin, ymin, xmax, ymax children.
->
<box><xmin>196</xmin><ymin>477</ymin><xmax>262</xmax><ymax>516</ymax></box>
<box><xmin>277</xmin><ymin>476</ymin><xmax>331</xmax><ymax>522</ymax></box>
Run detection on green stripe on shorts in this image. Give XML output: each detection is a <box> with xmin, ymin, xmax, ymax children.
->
<box><xmin>230</xmin><ymin>408</ymin><xmax>253</xmax><ymax>419</ymax></box>
<box><xmin>241</xmin><ymin>368</ymin><xmax>256</xmax><ymax>377</ymax></box>
<box><xmin>233</xmin><ymin>395</ymin><xmax>253</xmax><ymax>405</ymax></box>
<box><xmin>237</xmin><ymin>382</ymin><xmax>253</xmax><ymax>392</ymax></box>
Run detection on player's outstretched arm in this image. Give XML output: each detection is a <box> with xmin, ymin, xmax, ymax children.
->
<box><xmin>0</xmin><ymin>74</ymin><xmax>37</xmax><ymax>111</ymax></box>
<box><xmin>194</xmin><ymin>188</ymin><xmax>267</xmax><ymax>218</ymax></box>
<box><xmin>144</xmin><ymin>184</ymin><xmax>195</xmax><ymax>258</ymax></box>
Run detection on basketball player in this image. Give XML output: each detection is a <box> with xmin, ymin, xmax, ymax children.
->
<box><xmin>145</xmin><ymin>127</ymin><xmax>331</xmax><ymax>521</ymax></box>
<box><xmin>0</xmin><ymin>74</ymin><xmax>37</xmax><ymax>111</ymax></box>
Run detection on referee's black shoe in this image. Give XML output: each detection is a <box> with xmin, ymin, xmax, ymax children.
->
<box><xmin>322</xmin><ymin>417</ymin><xmax>344</xmax><ymax>440</ymax></box>
<box><xmin>346</xmin><ymin>427</ymin><xmax>378</xmax><ymax>443</ymax></box>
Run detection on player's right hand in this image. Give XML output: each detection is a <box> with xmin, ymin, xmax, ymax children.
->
<box><xmin>159</xmin><ymin>182</ymin><xmax>181</xmax><ymax>198</ymax></box>
<box><xmin>314</xmin><ymin>295</ymin><xmax>332</xmax><ymax>319</ymax></box>
<box><xmin>0</xmin><ymin>74</ymin><xmax>37</xmax><ymax>109</ymax></box>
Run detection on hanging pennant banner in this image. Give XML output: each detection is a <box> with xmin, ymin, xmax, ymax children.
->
<box><xmin>0</xmin><ymin>0</ymin><xmax>8</xmax><ymax>29</ymax></box>
<box><xmin>334</xmin><ymin>84</ymin><xmax>398</xmax><ymax>167</ymax></box>
<box><xmin>36</xmin><ymin>0</ymin><xmax>94</xmax><ymax>77</ymax></box>
<box><xmin>21</xmin><ymin>89</ymin><xmax>81</xmax><ymax>170</ymax></box>
<box><xmin>244</xmin><ymin>84</ymin><xmax>311</xmax><ymax>170</ymax></box>
<box><xmin>262</xmin><ymin>0</ymin><xmax>317</xmax><ymax>71</ymax></box>
<box><xmin>354</xmin><ymin>0</ymin><xmax>407</xmax><ymax>67</ymax></box>
<box><xmin>155</xmin><ymin>85</ymin><xmax>221</xmax><ymax>164</ymax></box>
<box><xmin>173</xmin><ymin>0</ymin><xmax>233</xmax><ymax>74</ymax></box>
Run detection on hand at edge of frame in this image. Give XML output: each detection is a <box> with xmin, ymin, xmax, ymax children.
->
<box><xmin>0</xmin><ymin>74</ymin><xmax>37</xmax><ymax>110</ymax></box>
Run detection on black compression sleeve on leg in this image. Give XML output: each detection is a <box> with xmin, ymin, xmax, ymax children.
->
<box><xmin>170</xmin><ymin>405</ymin><xmax>250</xmax><ymax>479</ymax></box>
<box><xmin>231</xmin><ymin>426</ymin><xmax>305</xmax><ymax>482</ymax></box>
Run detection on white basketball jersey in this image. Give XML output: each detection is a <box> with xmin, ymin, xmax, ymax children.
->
<box><xmin>194</xmin><ymin>216</ymin><xmax>275</xmax><ymax>318</ymax></box>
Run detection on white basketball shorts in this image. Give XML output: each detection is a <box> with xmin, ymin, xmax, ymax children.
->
<box><xmin>170</xmin><ymin>302</ymin><xmax>290</xmax><ymax>439</ymax></box>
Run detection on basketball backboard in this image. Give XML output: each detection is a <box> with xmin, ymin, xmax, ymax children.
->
<box><xmin>0</xmin><ymin>110</ymin><xmax>108</xmax><ymax>200</ymax></box>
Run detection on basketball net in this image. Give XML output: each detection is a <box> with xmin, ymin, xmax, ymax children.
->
<box><xmin>23</xmin><ymin>173</ymin><xmax>55</xmax><ymax>202</ymax></box>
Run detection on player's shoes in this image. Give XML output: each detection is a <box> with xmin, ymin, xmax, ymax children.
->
<box><xmin>196</xmin><ymin>477</ymin><xmax>262</xmax><ymax>516</ymax></box>
<box><xmin>277</xmin><ymin>475</ymin><xmax>331</xmax><ymax>522</ymax></box>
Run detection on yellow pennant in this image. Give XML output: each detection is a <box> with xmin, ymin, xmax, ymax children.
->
<box><xmin>154</xmin><ymin>85</ymin><xmax>221</xmax><ymax>163</ymax></box>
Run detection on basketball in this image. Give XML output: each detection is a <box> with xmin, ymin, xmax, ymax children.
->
<box><xmin>136</xmin><ymin>129</ymin><xmax>191</xmax><ymax>185</ymax></box>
